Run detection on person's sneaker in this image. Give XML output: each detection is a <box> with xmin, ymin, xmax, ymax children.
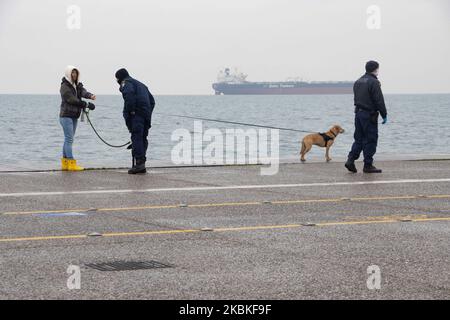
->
<box><xmin>128</xmin><ymin>160</ymin><xmax>147</xmax><ymax>174</ymax></box>
<box><xmin>345</xmin><ymin>160</ymin><xmax>357</xmax><ymax>173</ymax></box>
<box><xmin>363</xmin><ymin>165</ymin><xmax>382</xmax><ymax>173</ymax></box>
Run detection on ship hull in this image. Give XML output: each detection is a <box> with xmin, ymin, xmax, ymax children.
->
<box><xmin>213</xmin><ymin>82</ymin><xmax>353</xmax><ymax>95</ymax></box>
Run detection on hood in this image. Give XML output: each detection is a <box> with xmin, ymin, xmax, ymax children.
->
<box><xmin>64</xmin><ymin>65</ymin><xmax>80</xmax><ymax>85</ymax></box>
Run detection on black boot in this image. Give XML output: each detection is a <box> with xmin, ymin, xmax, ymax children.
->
<box><xmin>345</xmin><ymin>159</ymin><xmax>357</xmax><ymax>173</ymax></box>
<box><xmin>363</xmin><ymin>164</ymin><xmax>382</xmax><ymax>173</ymax></box>
<box><xmin>128</xmin><ymin>159</ymin><xmax>147</xmax><ymax>174</ymax></box>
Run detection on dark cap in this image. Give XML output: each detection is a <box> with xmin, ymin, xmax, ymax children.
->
<box><xmin>115</xmin><ymin>68</ymin><xmax>130</xmax><ymax>82</ymax></box>
<box><xmin>365</xmin><ymin>60</ymin><xmax>379</xmax><ymax>73</ymax></box>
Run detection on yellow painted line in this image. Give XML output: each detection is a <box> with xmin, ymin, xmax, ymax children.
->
<box><xmin>214</xmin><ymin>224</ymin><xmax>302</xmax><ymax>232</ymax></box>
<box><xmin>352</xmin><ymin>214</ymin><xmax>428</xmax><ymax>221</ymax></box>
<box><xmin>102</xmin><ymin>229</ymin><xmax>199</xmax><ymax>237</ymax></box>
<box><xmin>2</xmin><ymin>202</ymin><xmax>262</xmax><ymax>215</ymax></box>
<box><xmin>427</xmin><ymin>195</ymin><xmax>450</xmax><ymax>199</ymax></box>
<box><xmin>271</xmin><ymin>198</ymin><xmax>342</xmax><ymax>204</ymax></box>
<box><xmin>0</xmin><ymin>229</ymin><xmax>199</xmax><ymax>243</ymax></box>
<box><xmin>0</xmin><ymin>217</ymin><xmax>449</xmax><ymax>244</ymax></box>
<box><xmin>187</xmin><ymin>201</ymin><xmax>261</xmax><ymax>208</ymax></box>
<box><xmin>317</xmin><ymin>217</ymin><xmax>450</xmax><ymax>227</ymax></box>
<box><xmin>98</xmin><ymin>205</ymin><xmax>180</xmax><ymax>212</ymax></box>
<box><xmin>2</xmin><ymin>208</ymin><xmax>88</xmax><ymax>215</ymax></box>
<box><xmin>2</xmin><ymin>194</ymin><xmax>450</xmax><ymax>216</ymax></box>
<box><xmin>316</xmin><ymin>220</ymin><xmax>398</xmax><ymax>226</ymax></box>
<box><xmin>411</xmin><ymin>217</ymin><xmax>450</xmax><ymax>222</ymax></box>
<box><xmin>0</xmin><ymin>234</ymin><xmax>87</xmax><ymax>243</ymax></box>
<box><xmin>349</xmin><ymin>195</ymin><xmax>418</xmax><ymax>201</ymax></box>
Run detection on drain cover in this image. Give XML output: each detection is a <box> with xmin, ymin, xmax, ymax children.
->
<box><xmin>85</xmin><ymin>260</ymin><xmax>173</xmax><ymax>272</ymax></box>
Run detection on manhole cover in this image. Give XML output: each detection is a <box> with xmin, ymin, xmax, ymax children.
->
<box><xmin>85</xmin><ymin>260</ymin><xmax>173</xmax><ymax>272</ymax></box>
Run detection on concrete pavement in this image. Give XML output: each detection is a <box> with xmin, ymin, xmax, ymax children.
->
<box><xmin>0</xmin><ymin>160</ymin><xmax>449</xmax><ymax>299</ymax></box>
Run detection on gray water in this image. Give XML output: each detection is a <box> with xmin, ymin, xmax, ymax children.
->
<box><xmin>0</xmin><ymin>94</ymin><xmax>449</xmax><ymax>170</ymax></box>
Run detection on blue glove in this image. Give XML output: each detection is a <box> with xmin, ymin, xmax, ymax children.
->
<box><xmin>382</xmin><ymin>116</ymin><xmax>387</xmax><ymax>124</ymax></box>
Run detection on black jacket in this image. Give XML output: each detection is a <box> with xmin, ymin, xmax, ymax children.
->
<box><xmin>59</xmin><ymin>78</ymin><xmax>92</xmax><ymax>118</ymax></box>
<box><xmin>353</xmin><ymin>73</ymin><xmax>387</xmax><ymax>118</ymax></box>
<box><xmin>120</xmin><ymin>77</ymin><xmax>155</xmax><ymax>122</ymax></box>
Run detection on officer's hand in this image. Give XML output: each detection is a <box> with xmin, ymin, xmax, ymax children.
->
<box><xmin>87</xmin><ymin>102</ymin><xmax>96</xmax><ymax>111</ymax></box>
<box><xmin>382</xmin><ymin>116</ymin><xmax>387</xmax><ymax>124</ymax></box>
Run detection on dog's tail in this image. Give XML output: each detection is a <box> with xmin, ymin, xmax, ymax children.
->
<box><xmin>300</xmin><ymin>139</ymin><xmax>305</xmax><ymax>155</ymax></box>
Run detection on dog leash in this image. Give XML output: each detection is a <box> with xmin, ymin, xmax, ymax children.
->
<box><xmin>83</xmin><ymin>109</ymin><xmax>131</xmax><ymax>148</ymax></box>
<box><xmin>156</xmin><ymin>112</ymin><xmax>316</xmax><ymax>133</ymax></box>
<box><xmin>95</xmin><ymin>104</ymin><xmax>315</xmax><ymax>133</ymax></box>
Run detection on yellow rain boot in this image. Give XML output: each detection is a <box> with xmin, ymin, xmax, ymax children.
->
<box><xmin>61</xmin><ymin>158</ymin><xmax>69</xmax><ymax>171</ymax></box>
<box><xmin>67</xmin><ymin>159</ymin><xmax>84</xmax><ymax>171</ymax></box>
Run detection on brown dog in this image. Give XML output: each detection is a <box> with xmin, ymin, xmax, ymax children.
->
<box><xmin>300</xmin><ymin>125</ymin><xmax>345</xmax><ymax>162</ymax></box>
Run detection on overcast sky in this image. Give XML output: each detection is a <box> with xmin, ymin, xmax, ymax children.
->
<box><xmin>0</xmin><ymin>0</ymin><xmax>449</xmax><ymax>94</ymax></box>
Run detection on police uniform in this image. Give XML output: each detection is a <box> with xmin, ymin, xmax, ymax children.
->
<box><xmin>347</xmin><ymin>67</ymin><xmax>387</xmax><ymax>172</ymax></box>
<box><xmin>116</xmin><ymin>69</ymin><xmax>155</xmax><ymax>174</ymax></box>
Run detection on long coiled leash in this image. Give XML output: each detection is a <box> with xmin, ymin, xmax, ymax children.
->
<box><xmin>82</xmin><ymin>109</ymin><xmax>131</xmax><ymax>148</ymax></box>
<box><xmin>82</xmin><ymin>109</ymin><xmax>134</xmax><ymax>167</ymax></box>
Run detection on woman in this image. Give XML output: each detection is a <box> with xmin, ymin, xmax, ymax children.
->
<box><xmin>59</xmin><ymin>65</ymin><xmax>96</xmax><ymax>171</ymax></box>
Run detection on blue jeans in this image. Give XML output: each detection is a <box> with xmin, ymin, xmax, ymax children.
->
<box><xmin>60</xmin><ymin>117</ymin><xmax>78</xmax><ymax>159</ymax></box>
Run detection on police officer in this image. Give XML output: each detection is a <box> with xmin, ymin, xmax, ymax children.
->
<box><xmin>115</xmin><ymin>68</ymin><xmax>155</xmax><ymax>174</ymax></box>
<box><xmin>345</xmin><ymin>60</ymin><xmax>387</xmax><ymax>173</ymax></box>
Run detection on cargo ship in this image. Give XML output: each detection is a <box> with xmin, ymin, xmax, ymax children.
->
<box><xmin>212</xmin><ymin>68</ymin><xmax>353</xmax><ymax>95</ymax></box>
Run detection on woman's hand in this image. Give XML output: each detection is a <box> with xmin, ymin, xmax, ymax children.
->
<box><xmin>91</xmin><ymin>94</ymin><xmax>96</xmax><ymax>100</ymax></box>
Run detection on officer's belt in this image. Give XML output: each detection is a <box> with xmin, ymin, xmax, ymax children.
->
<box><xmin>355</xmin><ymin>105</ymin><xmax>376</xmax><ymax>113</ymax></box>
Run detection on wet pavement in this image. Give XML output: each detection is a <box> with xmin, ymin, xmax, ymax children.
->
<box><xmin>0</xmin><ymin>159</ymin><xmax>449</xmax><ymax>299</ymax></box>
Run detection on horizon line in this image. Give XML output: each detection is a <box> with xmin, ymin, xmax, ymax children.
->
<box><xmin>1</xmin><ymin>92</ymin><xmax>450</xmax><ymax>96</ymax></box>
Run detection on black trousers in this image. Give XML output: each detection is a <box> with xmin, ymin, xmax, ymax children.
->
<box><xmin>348</xmin><ymin>110</ymin><xmax>378</xmax><ymax>166</ymax></box>
<box><xmin>128</xmin><ymin>114</ymin><xmax>150</xmax><ymax>162</ymax></box>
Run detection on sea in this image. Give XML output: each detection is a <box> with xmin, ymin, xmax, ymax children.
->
<box><xmin>0</xmin><ymin>94</ymin><xmax>449</xmax><ymax>170</ymax></box>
